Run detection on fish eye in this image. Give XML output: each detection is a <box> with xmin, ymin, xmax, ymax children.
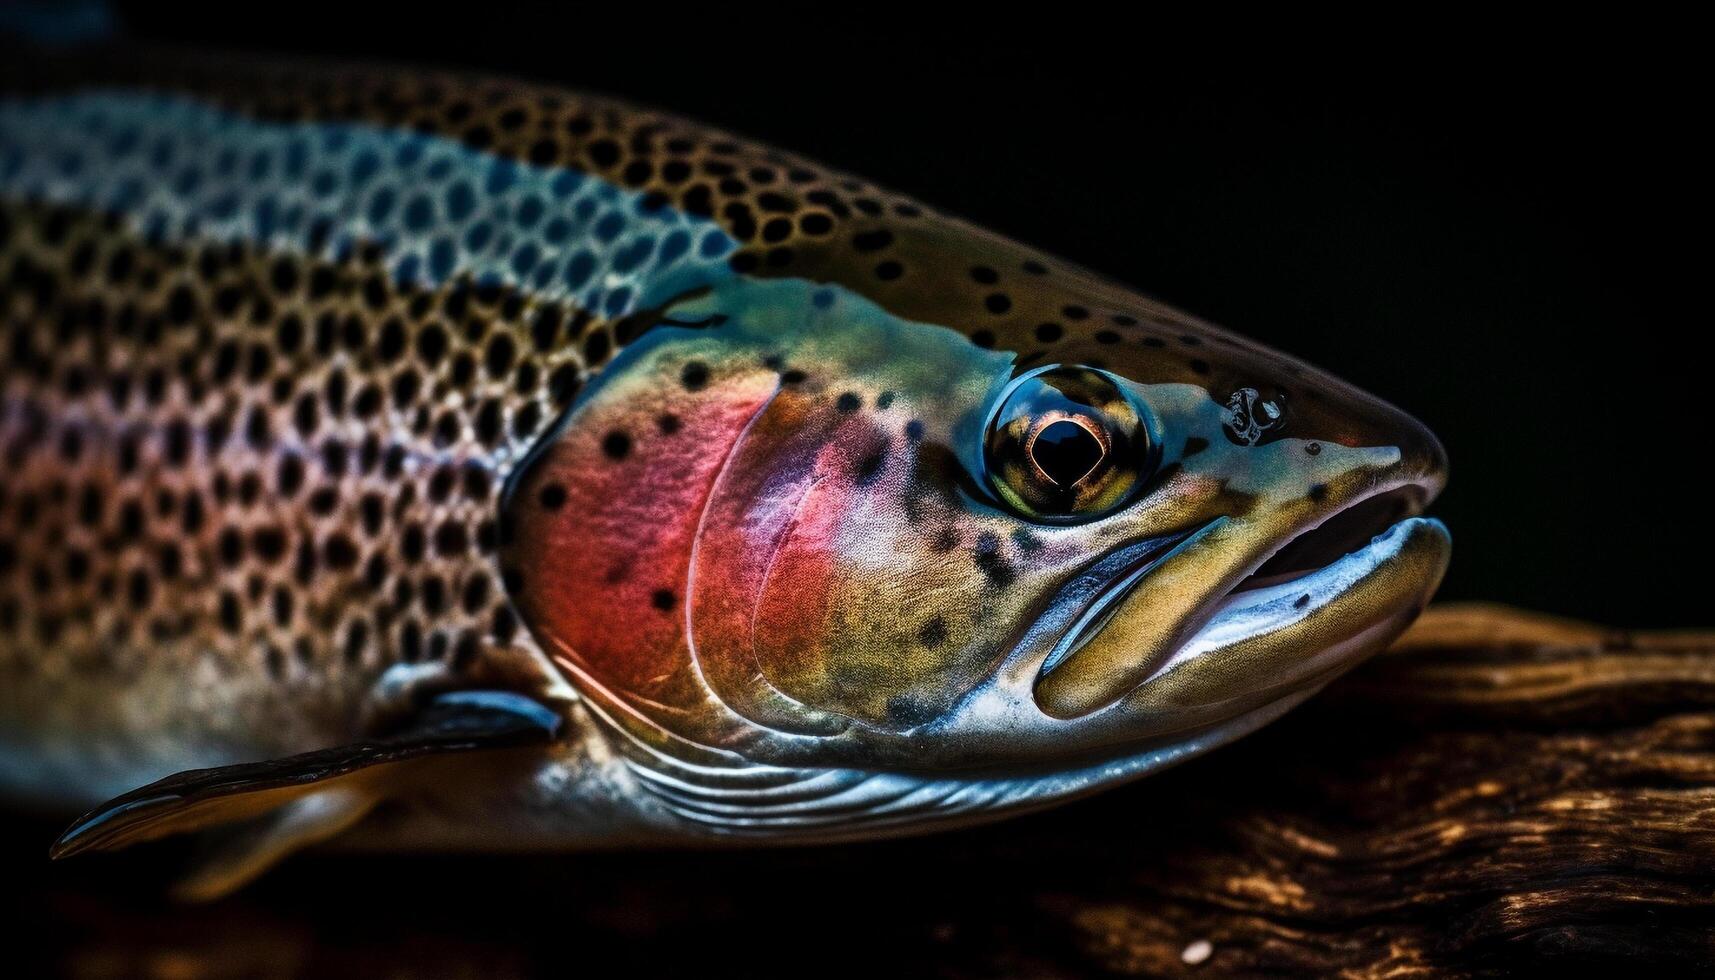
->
<box><xmin>983</xmin><ymin>366</ymin><xmax>1155</xmax><ymax>521</ymax></box>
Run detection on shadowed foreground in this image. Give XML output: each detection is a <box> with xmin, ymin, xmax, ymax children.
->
<box><xmin>10</xmin><ymin>604</ymin><xmax>1714</xmax><ymax>977</ymax></box>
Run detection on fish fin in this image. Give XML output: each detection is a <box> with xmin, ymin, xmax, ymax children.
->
<box><xmin>170</xmin><ymin>785</ymin><xmax>379</xmax><ymax>901</ymax></box>
<box><xmin>49</xmin><ymin>691</ymin><xmax>561</xmax><ymax>869</ymax></box>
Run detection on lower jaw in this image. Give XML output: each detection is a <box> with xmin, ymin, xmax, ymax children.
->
<box><xmin>1117</xmin><ymin>515</ymin><xmax>1451</xmax><ymax>717</ymax></box>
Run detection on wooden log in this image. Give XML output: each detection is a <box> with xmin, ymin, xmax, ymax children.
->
<box><xmin>11</xmin><ymin>603</ymin><xmax>1715</xmax><ymax>977</ymax></box>
<box><xmin>1049</xmin><ymin>604</ymin><xmax>1715</xmax><ymax>976</ymax></box>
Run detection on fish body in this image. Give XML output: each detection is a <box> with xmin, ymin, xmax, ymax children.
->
<box><xmin>0</xmin><ymin>44</ymin><xmax>1448</xmax><ymax>887</ymax></box>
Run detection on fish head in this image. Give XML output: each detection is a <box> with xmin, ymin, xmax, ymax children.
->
<box><xmin>504</xmin><ymin>244</ymin><xmax>1448</xmax><ymax>833</ymax></box>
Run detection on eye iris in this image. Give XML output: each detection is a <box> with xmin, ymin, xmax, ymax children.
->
<box><xmin>1031</xmin><ymin>419</ymin><xmax>1104</xmax><ymax>487</ymax></box>
<box><xmin>982</xmin><ymin>365</ymin><xmax>1157</xmax><ymax>521</ymax></box>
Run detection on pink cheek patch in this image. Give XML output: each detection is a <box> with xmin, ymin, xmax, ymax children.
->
<box><xmin>678</xmin><ymin>393</ymin><xmax>849</xmax><ymax>733</ymax></box>
<box><xmin>689</xmin><ymin>398</ymin><xmax>912</xmax><ymax>731</ymax></box>
<box><xmin>503</xmin><ymin>360</ymin><xmax>779</xmax><ymax>711</ymax></box>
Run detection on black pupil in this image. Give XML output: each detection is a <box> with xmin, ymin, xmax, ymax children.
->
<box><xmin>1032</xmin><ymin>419</ymin><xmax>1105</xmax><ymax>487</ymax></box>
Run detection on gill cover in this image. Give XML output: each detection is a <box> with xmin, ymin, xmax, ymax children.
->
<box><xmin>503</xmin><ymin>280</ymin><xmax>1027</xmax><ymax>746</ymax></box>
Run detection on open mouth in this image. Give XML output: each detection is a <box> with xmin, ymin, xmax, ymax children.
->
<box><xmin>1036</xmin><ymin>481</ymin><xmax>1450</xmax><ymax>713</ymax></box>
<box><xmin>1229</xmin><ymin>485</ymin><xmax>1428</xmax><ymax>595</ymax></box>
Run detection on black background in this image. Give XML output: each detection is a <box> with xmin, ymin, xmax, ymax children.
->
<box><xmin>107</xmin><ymin>8</ymin><xmax>1713</xmax><ymax>626</ymax></box>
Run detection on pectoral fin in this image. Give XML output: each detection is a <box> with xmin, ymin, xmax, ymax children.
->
<box><xmin>50</xmin><ymin>690</ymin><xmax>561</xmax><ymax>895</ymax></box>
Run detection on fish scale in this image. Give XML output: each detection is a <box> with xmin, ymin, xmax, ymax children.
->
<box><xmin>0</xmin><ymin>43</ymin><xmax>1449</xmax><ymax>896</ymax></box>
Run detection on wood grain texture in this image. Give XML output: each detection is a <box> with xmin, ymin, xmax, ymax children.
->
<box><xmin>10</xmin><ymin>603</ymin><xmax>1715</xmax><ymax>977</ymax></box>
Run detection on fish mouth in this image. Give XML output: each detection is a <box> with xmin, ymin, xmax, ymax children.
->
<box><xmin>1035</xmin><ymin>482</ymin><xmax>1450</xmax><ymax>720</ymax></box>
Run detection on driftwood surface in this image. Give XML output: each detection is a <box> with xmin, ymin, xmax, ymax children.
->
<box><xmin>10</xmin><ymin>603</ymin><xmax>1715</xmax><ymax>978</ymax></box>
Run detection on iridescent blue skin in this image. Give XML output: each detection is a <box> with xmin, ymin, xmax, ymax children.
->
<box><xmin>0</xmin><ymin>54</ymin><xmax>1447</xmax><ymax>891</ymax></box>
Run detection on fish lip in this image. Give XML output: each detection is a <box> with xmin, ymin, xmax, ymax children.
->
<box><xmin>1150</xmin><ymin>514</ymin><xmax>1450</xmax><ymax>698</ymax></box>
<box><xmin>1031</xmin><ymin>521</ymin><xmax>1221</xmax><ymax>678</ymax></box>
<box><xmin>1033</xmin><ymin>475</ymin><xmax>1448</xmax><ymax>709</ymax></box>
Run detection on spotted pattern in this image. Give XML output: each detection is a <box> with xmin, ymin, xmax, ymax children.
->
<box><xmin>0</xmin><ymin>197</ymin><xmax>603</xmax><ymax>769</ymax></box>
<box><xmin>0</xmin><ymin>92</ymin><xmax>737</xmax><ymax>319</ymax></box>
<box><xmin>7</xmin><ymin>52</ymin><xmax>1302</xmax><ymax>391</ymax></box>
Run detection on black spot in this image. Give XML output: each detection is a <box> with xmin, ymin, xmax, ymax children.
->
<box><xmin>217</xmin><ymin>528</ymin><xmax>245</xmax><ymax>567</ymax></box>
<box><xmin>344</xmin><ymin>621</ymin><xmax>370</xmax><ymax>664</ymax></box>
<box><xmin>218</xmin><ymin>591</ymin><xmax>242</xmax><ymax>633</ymax></box>
<box><xmin>475</xmin><ymin>399</ymin><xmax>503</xmax><ymax>446</ymax></box>
<box><xmin>434</xmin><ymin>521</ymin><xmax>469</xmax><ymax>556</ymax></box>
<box><xmin>421</xmin><ymin>575</ymin><xmax>447</xmax><ymax>616</ymax></box>
<box><xmin>651</xmin><ymin>588</ymin><xmax>675</xmax><ymax>611</ymax></box>
<box><xmin>292</xmin><ymin>392</ymin><xmax>319</xmax><ymax>436</ymax></box>
<box><xmin>1183</xmin><ymin>437</ymin><xmax>1209</xmax><ymax>457</ymax></box>
<box><xmin>1307</xmin><ymin>483</ymin><xmax>1328</xmax><ymax>503</ymax></box>
<box><xmin>400</xmin><ymin>620</ymin><xmax>423</xmax><ymax>663</ymax></box>
<box><xmin>126</xmin><ymin>568</ymin><xmax>151</xmax><ymax>608</ymax></box>
<box><xmin>433</xmin><ymin>411</ymin><xmax>460</xmax><ymax>448</ymax></box>
<box><xmin>462</xmin><ymin>574</ymin><xmax>492</xmax><ymax>615</ymax></box>
<box><xmin>271</xmin><ymin>586</ymin><xmax>294</xmax><ymax>626</ymax></box>
<box><xmin>530</xmin><ymin>307</ymin><xmax>562</xmax><ymax>352</ymax></box>
<box><xmin>835</xmin><ymin>392</ymin><xmax>861</xmax><ymax>413</ymax></box>
<box><xmin>485</xmin><ymin>334</ymin><xmax>517</xmax><ymax>378</ymax></box>
<box><xmin>376</xmin><ymin>317</ymin><xmax>406</xmax><ymax>361</ymax></box>
<box><xmin>680</xmin><ymin>361</ymin><xmax>710</xmax><ymax>390</ymax></box>
<box><xmin>360</xmin><ymin>494</ymin><xmax>386</xmax><ymax>536</ymax></box>
<box><xmin>658</xmin><ymin>414</ymin><xmax>681</xmax><ymax>435</ymax></box>
<box><xmin>513</xmin><ymin>402</ymin><xmax>543</xmax><ymax>439</ymax></box>
<box><xmin>586</xmin><ymin>329</ymin><xmax>613</xmax><ymax>363</ymax></box>
<box><xmin>452</xmin><ymin>632</ymin><xmax>481</xmax><ymax>670</ymax></box>
<box><xmin>918</xmin><ymin>616</ymin><xmax>948</xmax><ymax>649</ymax></box>
<box><xmin>416</xmin><ymin>324</ymin><xmax>449</xmax><ymax>366</ymax></box>
<box><xmin>548</xmin><ymin>364</ymin><xmax>582</xmax><ymax>407</ymax></box>
<box><xmin>320</xmin><ymin>439</ymin><xmax>349</xmax><ymax>478</ymax></box>
<box><xmin>324</xmin><ymin>534</ymin><xmax>359</xmax><ymax>569</ymax></box>
<box><xmin>390</xmin><ymin>369</ymin><xmax>420</xmax><ymax>410</ymax></box>
<box><xmin>1011</xmin><ymin>529</ymin><xmax>1045</xmax><ymax>554</ymax></box>
<box><xmin>854</xmin><ymin>448</ymin><xmax>887</xmax><ymax>485</ymax></box>
<box><xmin>973</xmin><ymin>532</ymin><xmax>1015</xmax><ymax>588</ymax></box>
<box><xmin>308</xmin><ymin>487</ymin><xmax>338</xmax><ymax>515</ymax></box>
<box><xmin>1294</xmin><ymin>594</ymin><xmax>1311</xmax><ymax>609</ymax></box>
<box><xmin>363</xmin><ymin>554</ymin><xmax>387</xmax><ymax>590</ymax></box>
<box><xmin>251</xmin><ymin>526</ymin><xmax>287</xmax><ymax>562</ymax></box>
<box><xmin>401</xmin><ymin>523</ymin><xmax>427</xmax><ymax>563</ymax></box>
<box><xmin>492</xmin><ymin>605</ymin><xmax>518</xmax><ymax>644</ymax></box>
<box><xmin>243</xmin><ymin>406</ymin><xmax>271</xmax><ymax>449</ymax></box>
<box><xmin>602</xmin><ymin>431</ymin><xmax>631</xmax><ymax>460</ymax></box>
<box><xmin>538</xmin><ymin>483</ymin><xmax>568</xmax><ymax>510</ymax></box>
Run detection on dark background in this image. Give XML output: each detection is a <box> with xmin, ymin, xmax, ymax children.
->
<box><xmin>105</xmin><ymin>8</ymin><xmax>1712</xmax><ymax>626</ymax></box>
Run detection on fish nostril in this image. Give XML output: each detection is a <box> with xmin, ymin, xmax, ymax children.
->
<box><xmin>1238</xmin><ymin>485</ymin><xmax>1427</xmax><ymax>591</ymax></box>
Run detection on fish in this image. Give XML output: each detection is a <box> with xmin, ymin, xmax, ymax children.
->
<box><xmin>0</xmin><ymin>40</ymin><xmax>1449</xmax><ymax>897</ymax></box>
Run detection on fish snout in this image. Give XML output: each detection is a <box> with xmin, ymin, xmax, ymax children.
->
<box><xmin>1032</xmin><ymin>392</ymin><xmax>1450</xmax><ymax>721</ymax></box>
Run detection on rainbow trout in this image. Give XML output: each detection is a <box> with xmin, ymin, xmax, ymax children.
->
<box><xmin>0</xmin><ymin>43</ymin><xmax>1449</xmax><ymax>896</ymax></box>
